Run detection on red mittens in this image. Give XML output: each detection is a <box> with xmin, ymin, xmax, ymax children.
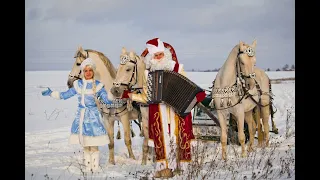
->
<box><xmin>122</xmin><ymin>90</ymin><xmax>130</xmax><ymax>98</ymax></box>
<box><xmin>196</xmin><ymin>91</ymin><xmax>206</xmax><ymax>102</ymax></box>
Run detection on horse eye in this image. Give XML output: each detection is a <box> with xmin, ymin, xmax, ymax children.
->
<box><xmin>126</xmin><ymin>68</ymin><xmax>131</xmax><ymax>72</ymax></box>
<box><xmin>76</xmin><ymin>63</ymin><xmax>81</xmax><ymax>66</ymax></box>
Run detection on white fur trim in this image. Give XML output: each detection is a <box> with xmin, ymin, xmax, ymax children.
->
<box><xmin>79</xmin><ymin>108</ymin><xmax>85</xmax><ymax>145</ymax></box>
<box><xmin>80</xmin><ymin>58</ymin><xmax>96</xmax><ymax>71</ymax></box>
<box><xmin>73</xmin><ymin>80</ymin><xmax>104</xmax><ymax>95</ymax></box>
<box><xmin>169</xmin><ymin>61</ymin><xmax>176</xmax><ymax>71</ymax></box>
<box><xmin>73</xmin><ymin>80</ymin><xmax>81</xmax><ymax>93</ymax></box>
<box><xmin>81</xmin><ymin>81</ymin><xmax>86</xmax><ymax>107</ymax></box>
<box><xmin>95</xmin><ymin>83</ymin><xmax>104</xmax><ymax>92</ymax></box>
<box><xmin>83</xmin><ymin>79</ymin><xmax>93</xmax><ymax>83</ymax></box>
<box><xmin>178</xmin><ymin>64</ymin><xmax>183</xmax><ymax>73</ymax></box>
<box><xmin>146</xmin><ymin>39</ymin><xmax>165</xmax><ymax>55</ymax></box>
<box><xmin>190</xmin><ymin>139</ymin><xmax>197</xmax><ymax>147</ymax></box>
<box><xmin>148</xmin><ymin>139</ymin><xmax>155</xmax><ymax>147</ymax></box>
<box><xmin>69</xmin><ymin>134</ymin><xmax>110</xmax><ymax>146</ymax></box>
<box><xmin>50</xmin><ymin>91</ymin><xmax>61</xmax><ymax>99</ymax></box>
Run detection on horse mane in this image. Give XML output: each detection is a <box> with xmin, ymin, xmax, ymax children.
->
<box><xmin>218</xmin><ymin>44</ymin><xmax>240</xmax><ymax>71</ymax></box>
<box><xmin>85</xmin><ymin>49</ymin><xmax>117</xmax><ymax>79</ymax></box>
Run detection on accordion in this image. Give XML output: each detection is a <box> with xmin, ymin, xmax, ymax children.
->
<box><xmin>146</xmin><ymin>70</ymin><xmax>204</xmax><ymax>117</ymax></box>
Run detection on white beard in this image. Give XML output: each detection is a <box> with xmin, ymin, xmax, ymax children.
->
<box><xmin>146</xmin><ymin>54</ymin><xmax>176</xmax><ymax>72</ymax></box>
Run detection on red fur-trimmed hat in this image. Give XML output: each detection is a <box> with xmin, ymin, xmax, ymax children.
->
<box><xmin>146</xmin><ymin>38</ymin><xmax>165</xmax><ymax>55</ymax></box>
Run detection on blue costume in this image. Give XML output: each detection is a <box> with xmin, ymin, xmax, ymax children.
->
<box><xmin>42</xmin><ymin>57</ymin><xmax>113</xmax><ymax>172</ymax></box>
<box><xmin>43</xmin><ymin>79</ymin><xmax>112</xmax><ymax>147</ymax></box>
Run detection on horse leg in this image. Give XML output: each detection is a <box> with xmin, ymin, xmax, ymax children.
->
<box><xmin>217</xmin><ymin>111</ymin><xmax>228</xmax><ymax>160</ymax></box>
<box><xmin>140</xmin><ymin>107</ymin><xmax>149</xmax><ymax>165</ymax></box>
<box><xmin>138</xmin><ymin>111</ymin><xmax>144</xmax><ymax>137</ymax></box>
<box><xmin>234</xmin><ymin>111</ymin><xmax>247</xmax><ymax>158</ymax></box>
<box><xmin>244</xmin><ymin>111</ymin><xmax>255</xmax><ymax>152</ymax></box>
<box><xmin>104</xmin><ymin>117</ymin><xmax>116</xmax><ymax>165</ymax></box>
<box><xmin>254</xmin><ymin>107</ymin><xmax>264</xmax><ymax>148</ymax></box>
<box><xmin>121</xmin><ymin>115</ymin><xmax>136</xmax><ymax>159</ymax></box>
<box><xmin>261</xmin><ymin>106</ymin><xmax>270</xmax><ymax>147</ymax></box>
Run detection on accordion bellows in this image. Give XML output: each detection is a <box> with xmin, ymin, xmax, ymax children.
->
<box><xmin>147</xmin><ymin>70</ymin><xmax>203</xmax><ymax>117</ymax></box>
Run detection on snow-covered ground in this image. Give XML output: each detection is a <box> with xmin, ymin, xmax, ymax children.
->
<box><xmin>25</xmin><ymin>71</ymin><xmax>295</xmax><ymax>180</ymax></box>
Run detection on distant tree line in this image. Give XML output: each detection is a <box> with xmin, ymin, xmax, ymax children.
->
<box><xmin>188</xmin><ymin>64</ymin><xmax>295</xmax><ymax>72</ymax></box>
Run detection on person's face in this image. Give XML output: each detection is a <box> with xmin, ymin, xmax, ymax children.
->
<box><xmin>153</xmin><ymin>51</ymin><xmax>164</xmax><ymax>60</ymax></box>
<box><xmin>83</xmin><ymin>66</ymin><xmax>94</xmax><ymax>80</ymax></box>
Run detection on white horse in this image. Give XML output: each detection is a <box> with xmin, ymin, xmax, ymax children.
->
<box><xmin>211</xmin><ymin>40</ymin><xmax>272</xmax><ymax>160</ymax></box>
<box><xmin>67</xmin><ymin>46</ymin><xmax>145</xmax><ymax>165</ymax></box>
<box><xmin>110</xmin><ymin>47</ymin><xmax>151</xmax><ymax>165</ymax></box>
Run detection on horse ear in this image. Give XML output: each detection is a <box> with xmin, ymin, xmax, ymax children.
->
<box><xmin>78</xmin><ymin>45</ymin><xmax>86</xmax><ymax>55</ymax></box>
<box><xmin>121</xmin><ymin>47</ymin><xmax>127</xmax><ymax>54</ymax></box>
<box><xmin>239</xmin><ymin>41</ymin><xmax>245</xmax><ymax>50</ymax></box>
<box><xmin>78</xmin><ymin>45</ymin><xmax>83</xmax><ymax>51</ymax></box>
<box><xmin>129</xmin><ymin>51</ymin><xmax>135</xmax><ymax>59</ymax></box>
<box><xmin>252</xmin><ymin>39</ymin><xmax>257</xmax><ymax>49</ymax></box>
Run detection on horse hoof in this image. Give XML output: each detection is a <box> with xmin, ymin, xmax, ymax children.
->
<box><xmin>154</xmin><ymin>170</ymin><xmax>161</xmax><ymax>178</ymax></box>
<box><xmin>273</xmin><ymin>128</ymin><xmax>279</xmax><ymax>134</ymax></box>
<box><xmin>241</xmin><ymin>152</ymin><xmax>247</xmax><ymax>158</ymax></box>
<box><xmin>222</xmin><ymin>154</ymin><xmax>227</xmax><ymax>161</ymax></box>
<box><xmin>265</xmin><ymin>142</ymin><xmax>270</xmax><ymax>147</ymax></box>
<box><xmin>130</xmin><ymin>155</ymin><xmax>136</xmax><ymax>160</ymax></box>
<box><xmin>247</xmin><ymin>146</ymin><xmax>255</xmax><ymax>152</ymax></box>
<box><xmin>109</xmin><ymin>160</ymin><xmax>115</xmax><ymax>165</ymax></box>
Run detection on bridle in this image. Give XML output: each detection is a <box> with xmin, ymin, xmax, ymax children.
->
<box><xmin>237</xmin><ymin>46</ymin><xmax>256</xmax><ymax>80</ymax></box>
<box><xmin>69</xmin><ymin>50</ymin><xmax>89</xmax><ymax>80</ymax></box>
<box><xmin>113</xmin><ymin>54</ymin><xmax>138</xmax><ymax>90</ymax></box>
<box><xmin>212</xmin><ymin>46</ymin><xmax>265</xmax><ymax>110</ymax></box>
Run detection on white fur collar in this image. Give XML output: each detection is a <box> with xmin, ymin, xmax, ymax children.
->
<box><xmin>82</xmin><ymin>79</ymin><xmax>94</xmax><ymax>83</ymax></box>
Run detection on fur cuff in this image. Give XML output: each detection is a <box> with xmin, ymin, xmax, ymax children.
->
<box><xmin>50</xmin><ymin>91</ymin><xmax>61</xmax><ymax>99</ymax></box>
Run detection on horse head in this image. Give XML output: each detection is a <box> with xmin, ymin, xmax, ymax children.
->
<box><xmin>67</xmin><ymin>45</ymin><xmax>88</xmax><ymax>88</ymax></box>
<box><xmin>238</xmin><ymin>40</ymin><xmax>257</xmax><ymax>90</ymax></box>
<box><xmin>111</xmin><ymin>47</ymin><xmax>145</xmax><ymax>98</ymax></box>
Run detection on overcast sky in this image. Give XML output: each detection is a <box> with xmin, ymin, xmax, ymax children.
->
<box><xmin>25</xmin><ymin>0</ymin><xmax>294</xmax><ymax>71</ymax></box>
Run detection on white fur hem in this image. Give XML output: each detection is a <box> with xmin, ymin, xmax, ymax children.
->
<box><xmin>148</xmin><ymin>139</ymin><xmax>155</xmax><ymax>147</ymax></box>
<box><xmin>190</xmin><ymin>139</ymin><xmax>197</xmax><ymax>147</ymax></box>
<box><xmin>69</xmin><ymin>134</ymin><xmax>110</xmax><ymax>146</ymax></box>
<box><xmin>50</xmin><ymin>91</ymin><xmax>61</xmax><ymax>99</ymax></box>
<box><xmin>178</xmin><ymin>64</ymin><xmax>184</xmax><ymax>73</ymax></box>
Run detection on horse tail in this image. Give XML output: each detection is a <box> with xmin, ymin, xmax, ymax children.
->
<box><xmin>133</xmin><ymin>119</ymin><xmax>141</xmax><ymax>130</ymax></box>
<box><xmin>268</xmin><ymin>78</ymin><xmax>279</xmax><ymax>134</ymax></box>
<box><xmin>268</xmin><ymin>78</ymin><xmax>277</xmax><ymax>117</ymax></box>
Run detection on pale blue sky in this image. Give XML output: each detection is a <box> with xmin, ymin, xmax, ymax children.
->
<box><xmin>25</xmin><ymin>0</ymin><xmax>294</xmax><ymax>71</ymax></box>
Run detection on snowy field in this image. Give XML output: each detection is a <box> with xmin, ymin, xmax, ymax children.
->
<box><xmin>25</xmin><ymin>71</ymin><xmax>295</xmax><ymax>180</ymax></box>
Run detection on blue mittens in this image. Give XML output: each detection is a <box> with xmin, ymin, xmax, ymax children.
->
<box><xmin>41</xmin><ymin>88</ymin><xmax>52</xmax><ymax>96</ymax></box>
